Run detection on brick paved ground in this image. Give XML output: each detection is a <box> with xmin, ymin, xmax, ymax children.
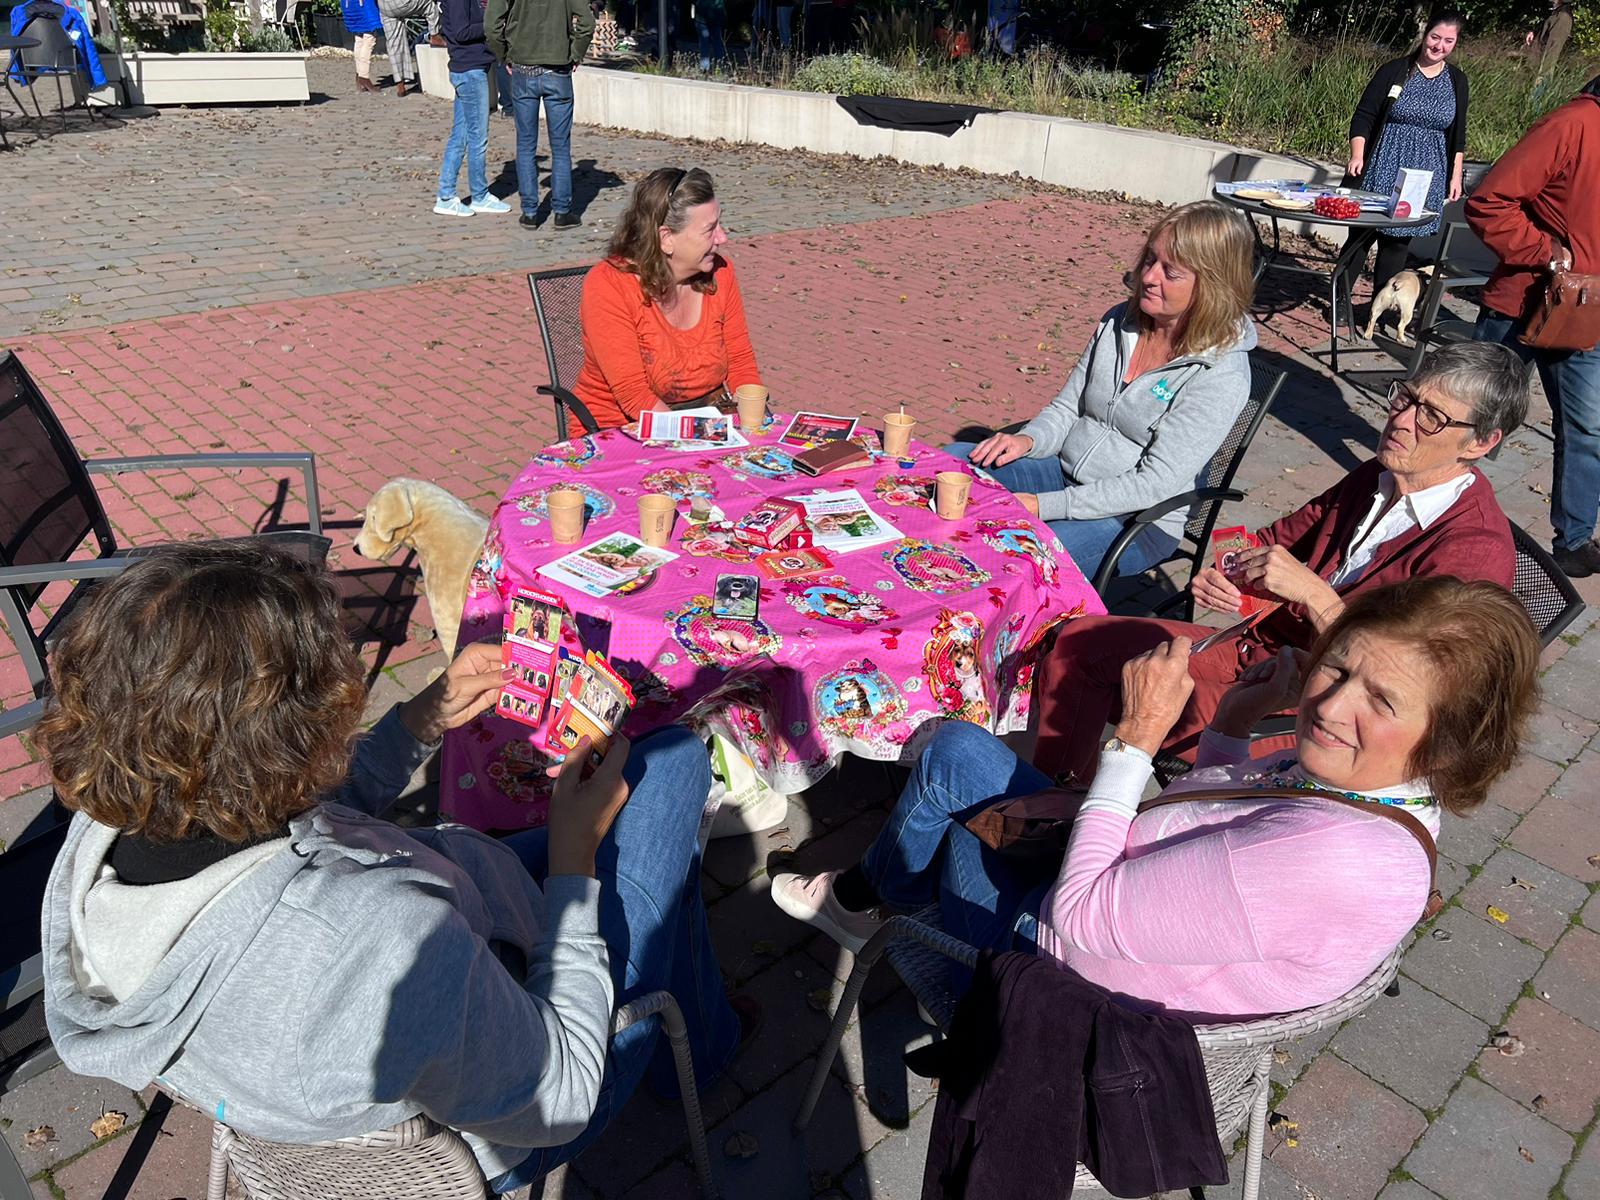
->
<box><xmin>4</xmin><ymin>57</ymin><xmax>1600</xmax><ymax>1200</ymax></box>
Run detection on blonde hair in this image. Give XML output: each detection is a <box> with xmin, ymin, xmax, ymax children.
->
<box><xmin>1126</xmin><ymin>200</ymin><xmax>1256</xmax><ymax>358</ymax></box>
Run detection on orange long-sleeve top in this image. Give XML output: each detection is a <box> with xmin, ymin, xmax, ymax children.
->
<box><xmin>569</xmin><ymin>255</ymin><xmax>763</xmax><ymax>437</ymax></box>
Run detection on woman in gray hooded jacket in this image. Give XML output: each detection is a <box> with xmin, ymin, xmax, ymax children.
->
<box><xmin>953</xmin><ymin>200</ymin><xmax>1257</xmax><ymax>582</ymax></box>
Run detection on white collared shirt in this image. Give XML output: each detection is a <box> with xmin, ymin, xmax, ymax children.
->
<box><xmin>1329</xmin><ymin>470</ymin><xmax>1475</xmax><ymax>589</ymax></box>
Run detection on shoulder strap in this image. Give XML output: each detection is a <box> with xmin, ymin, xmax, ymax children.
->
<box><xmin>1138</xmin><ymin>785</ymin><xmax>1443</xmax><ymax>918</ymax></box>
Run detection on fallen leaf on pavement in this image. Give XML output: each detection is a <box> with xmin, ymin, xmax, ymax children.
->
<box><xmin>1519</xmin><ymin>1146</ymin><xmax>1536</xmax><ymax>1163</ymax></box>
<box><xmin>1486</xmin><ymin>905</ymin><xmax>1510</xmax><ymax>924</ymax></box>
<box><xmin>23</xmin><ymin>1126</ymin><xmax>56</xmax><ymax>1150</ymax></box>
<box><xmin>90</xmin><ymin>1111</ymin><xmax>127</xmax><ymax>1139</ymax></box>
<box><xmin>1506</xmin><ymin>876</ymin><xmax>1536</xmax><ymax>891</ymax></box>
<box><xmin>1532</xmin><ymin>1095</ymin><xmax>1549</xmax><ymax>1113</ymax></box>
<box><xmin>807</xmin><ymin>987</ymin><xmax>835</xmax><ymax>1013</ymax></box>
<box><xmin>1490</xmin><ymin>1031</ymin><xmax>1525</xmax><ymax>1057</ymax></box>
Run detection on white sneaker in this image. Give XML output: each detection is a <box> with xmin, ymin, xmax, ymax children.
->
<box><xmin>771</xmin><ymin>870</ymin><xmax>885</xmax><ymax>954</ymax></box>
<box><xmin>470</xmin><ymin>194</ymin><xmax>511</xmax><ymax>214</ymax></box>
<box><xmin>433</xmin><ymin>197</ymin><xmax>474</xmax><ymax>217</ymax></box>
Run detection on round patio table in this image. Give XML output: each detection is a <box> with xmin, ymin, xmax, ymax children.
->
<box><xmin>1215</xmin><ymin>186</ymin><xmax>1436</xmax><ymax>373</ymax></box>
<box><xmin>439</xmin><ymin>420</ymin><xmax>1105</xmax><ymax>833</ymax></box>
<box><xmin>0</xmin><ymin>35</ymin><xmax>41</xmax><ymax>151</ymax></box>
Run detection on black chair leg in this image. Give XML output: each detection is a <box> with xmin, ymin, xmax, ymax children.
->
<box><xmin>53</xmin><ymin>72</ymin><xmax>67</xmax><ymax>131</ymax></box>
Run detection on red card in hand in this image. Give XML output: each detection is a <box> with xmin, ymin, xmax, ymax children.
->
<box><xmin>1210</xmin><ymin>526</ymin><xmax>1268</xmax><ymax>617</ymax></box>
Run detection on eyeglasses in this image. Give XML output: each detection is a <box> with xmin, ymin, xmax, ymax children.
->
<box><xmin>1386</xmin><ymin>382</ymin><xmax>1477</xmax><ymax>437</ymax></box>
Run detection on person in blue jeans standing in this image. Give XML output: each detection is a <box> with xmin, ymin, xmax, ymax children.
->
<box><xmin>435</xmin><ymin>0</ymin><xmax>512</xmax><ymax>216</ymax></box>
<box><xmin>487</xmin><ymin>0</ymin><xmax>595</xmax><ymax>230</ymax></box>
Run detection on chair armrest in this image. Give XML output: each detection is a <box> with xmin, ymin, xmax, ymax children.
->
<box><xmin>537</xmin><ymin>384</ymin><xmax>601</xmax><ymax>436</ymax></box>
<box><xmin>1090</xmin><ymin>488</ymin><xmax>1244</xmax><ymax>593</ymax></box>
<box><xmin>83</xmin><ymin>453</ymin><xmax>323</xmax><ymax>536</ymax></box>
<box><xmin>0</xmin><ymin>698</ymin><xmax>44</xmax><ymax>742</ymax></box>
<box><xmin>0</xmin><ymin>559</ymin><xmax>133</xmax><ymax>589</ymax></box>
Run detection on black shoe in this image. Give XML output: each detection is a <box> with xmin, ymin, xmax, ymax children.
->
<box><xmin>518</xmin><ymin>213</ymin><xmax>539</xmax><ymax>228</ymax></box>
<box><xmin>1553</xmin><ymin>539</ymin><xmax>1600</xmax><ymax>579</ymax></box>
<box><xmin>553</xmin><ymin>211</ymin><xmax>582</xmax><ymax>230</ymax></box>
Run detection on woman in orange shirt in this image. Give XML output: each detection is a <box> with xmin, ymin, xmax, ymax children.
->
<box><xmin>569</xmin><ymin>167</ymin><xmax>764</xmax><ymax>436</ymax></box>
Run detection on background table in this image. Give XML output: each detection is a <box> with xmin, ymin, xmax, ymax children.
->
<box><xmin>440</xmin><ymin>420</ymin><xmax>1105</xmax><ymax>832</ymax></box>
<box><xmin>0</xmin><ymin>35</ymin><xmax>40</xmax><ymax>151</ymax></box>
<box><xmin>1215</xmin><ymin>188</ymin><xmax>1436</xmax><ymax>373</ymax></box>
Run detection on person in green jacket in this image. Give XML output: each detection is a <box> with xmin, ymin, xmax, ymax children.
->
<box><xmin>487</xmin><ymin>0</ymin><xmax>594</xmax><ymax>229</ymax></box>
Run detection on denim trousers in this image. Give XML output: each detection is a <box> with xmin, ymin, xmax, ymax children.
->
<box><xmin>944</xmin><ymin>441</ymin><xmax>1178</xmax><ymax>582</ymax></box>
<box><xmin>438</xmin><ymin>68</ymin><xmax>490</xmax><ymax>204</ymax></box>
<box><xmin>1475</xmin><ymin>311</ymin><xmax>1600</xmax><ymax>549</ymax></box>
<box><xmin>861</xmin><ymin>722</ymin><xmax>1058</xmax><ymax>962</ymax></box>
<box><xmin>695</xmin><ymin>14</ymin><xmax>725</xmax><ymax>66</ymax></box>
<box><xmin>509</xmin><ymin>66</ymin><xmax>575</xmax><ymax>218</ymax></box>
<box><xmin>487</xmin><ymin>727</ymin><xmax>740</xmax><ymax>1191</ymax></box>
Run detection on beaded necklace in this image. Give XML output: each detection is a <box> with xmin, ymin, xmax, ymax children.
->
<box><xmin>1238</xmin><ymin>758</ymin><xmax>1437</xmax><ymax>811</ymax></box>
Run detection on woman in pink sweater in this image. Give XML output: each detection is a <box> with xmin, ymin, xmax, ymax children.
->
<box><xmin>774</xmin><ymin>577</ymin><xmax>1539</xmax><ymax>1020</ymax></box>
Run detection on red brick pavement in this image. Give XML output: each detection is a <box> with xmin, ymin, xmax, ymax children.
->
<box><xmin>1</xmin><ymin>192</ymin><xmax>1332</xmax><ymax>799</ymax></box>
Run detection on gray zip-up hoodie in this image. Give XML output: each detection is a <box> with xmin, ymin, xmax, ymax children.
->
<box><xmin>42</xmin><ymin>709</ymin><xmax>612</xmax><ymax>1182</ymax></box>
<box><xmin>1018</xmin><ymin>304</ymin><xmax>1257</xmax><ymax>537</ymax></box>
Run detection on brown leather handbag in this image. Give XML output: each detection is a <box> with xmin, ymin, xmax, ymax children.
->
<box><xmin>1521</xmin><ymin>242</ymin><xmax>1600</xmax><ymax>352</ymax></box>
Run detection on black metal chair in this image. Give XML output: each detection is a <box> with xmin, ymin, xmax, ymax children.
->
<box><xmin>1090</xmin><ymin>364</ymin><xmax>1287</xmax><ymax>608</ymax></box>
<box><xmin>527</xmin><ymin>267</ymin><xmax>601</xmax><ymax>439</ymax></box>
<box><xmin>12</xmin><ymin>1</ymin><xmax>96</xmax><ymax>130</ymax></box>
<box><xmin>1395</xmin><ymin>217</ymin><xmax>1499</xmax><ymax>378</ymax></box>
<box><xmin>0</xmin><ymin>350</ymin><xmax>324</xmax><ymax>714</ymax></box>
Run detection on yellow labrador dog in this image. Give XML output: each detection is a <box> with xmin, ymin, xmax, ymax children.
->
<box><xmin>1361</xmin><ymin>265</ymin><xmax>1436</xmax><ymax>345</ymax></box>
<box><xmin>355</xmin><ymin>479</ymin><xmax>488</xmax><ymax>658</ymax></box>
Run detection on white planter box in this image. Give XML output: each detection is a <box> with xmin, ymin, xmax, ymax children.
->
<box><xmin>97</xmin><ymin>51</ymin><xmax>310</xmax><ymax>106</ymax></box>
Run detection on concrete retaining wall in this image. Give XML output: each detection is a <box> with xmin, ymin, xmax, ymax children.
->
<box><xmin>413</xmin><ymin>54</ymin><xmax>1344</xmax><ymax>215</ymax></box>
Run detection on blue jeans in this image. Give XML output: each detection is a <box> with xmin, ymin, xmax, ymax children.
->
<box><xmin>862</xmin><ymin>722</ymin><xmax>1058</xmax><ymax>959</ymax></box>
<box><xmin>1475</xmin><ymin>311</ymin><xmax>1600</xmax><ymax>549</ymax></box>
<box><xmin>487</xmin><ymin>727</ymin><xmax>740</xmax><ymax>1191</ymax></box>
<box><xmin>493</xmin><ymin>61</ymin><xmax>512</xmax><ymax>114</ymax></box>
<box><xmin>695</xmin><ymin>14</ymin><xmax>725</xmax><ymax>66</ymax></box>
<box><xmin>509</xmin><ymin>65</ymin><xmax>575</xmax><ymax>219</ymax></box>
<box><xmin>438</xmin><ymin>68</ymin><xmax>490</xmax><ymax>204</ymax></box>
<box><xmin>944</xmin><ymin>441</ymin><xmax>1179</xmax><ymax>581</ymax></box>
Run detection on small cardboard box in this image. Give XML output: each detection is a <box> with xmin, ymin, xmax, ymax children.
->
<box><xmin>1387</xmin><ymin>168</ymin><xmax>1432</xmax><ymax>220</ymax></box>
<box><xmin>733</xmin><ymin>498</ymin><xmax>807</xmax><ymax>549</ymax></box>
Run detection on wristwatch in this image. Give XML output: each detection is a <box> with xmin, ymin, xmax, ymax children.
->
<box><xmin>1103</xmin><ymin>736</ymin><xmax>1153</xmax><ymax>764</ymax></box>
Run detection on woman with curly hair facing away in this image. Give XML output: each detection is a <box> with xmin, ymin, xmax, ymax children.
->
<box><xmin>568</xmin><ymin>167</ymin><xmax>764</xmax><ymax>437</ymax></box>
<box><xmin>37</xmin><ymin>540</ymin><xmax>750</xmax><ymax>1192</ymax></box>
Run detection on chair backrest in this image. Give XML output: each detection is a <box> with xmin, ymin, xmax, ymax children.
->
<box><xmin>0</xmin><ymin>351</ymin><xmax>116</xmax><ymax>608</ymax></box>
<box><xmin>1187</xmin><ymin>364</ymin><xmax>1285</xmax><ymax>538</ymax></box>
<box><xmin>1</xmin><ymin>818</ymin><xmax>70</xmax><ymax>1096</ymax></box>
<box><xmin>527</xmin><ymin>267</ymin><xmax>592</xmax><ymax>433</ymax></box>
<box><xmin>1436</xmin><ymin>217</ymin><xmax>1499</xmax><ymax>281</ymax></box>
<box><xmin>17</xmin><ymin>5</ymin><xmax>79</xmax><ymax>72</ymax></box>
<box><xmin>1508</xmin><ymin>520</ymin><xmax>1584</xmax><ymax>647</ymax></box>
<box><xmin>212</xmin><ymin>1114</ymin><xmax>489</xmax><ymax>1200</ymax></box>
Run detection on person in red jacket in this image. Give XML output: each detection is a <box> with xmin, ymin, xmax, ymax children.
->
<box><xmin>1032</xmin><ymin>340</ymin><xmax>1529</xmax><ymax>784</ymax></box>
<box><xmin>1468</xmin><ymin>76</ymin><xmax>1600</xmax><ymax>577</ymax></box>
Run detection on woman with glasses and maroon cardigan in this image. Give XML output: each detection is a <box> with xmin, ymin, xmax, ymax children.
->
<box><xmin>1030</xmin><ymin>340</ymin><xmax>1531</xmax><ymax>785</ymax></box>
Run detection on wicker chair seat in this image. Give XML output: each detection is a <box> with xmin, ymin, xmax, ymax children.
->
<box><xmin>213</xmin><ymin>1115</ymin><xmax>486</xmax><ymax>1200</ymax></box>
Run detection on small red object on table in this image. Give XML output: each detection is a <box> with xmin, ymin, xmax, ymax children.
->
<box><xmin>733</xmin><ymin>498</ymin><xmax>807</xmax><ymax>549</ymax></box>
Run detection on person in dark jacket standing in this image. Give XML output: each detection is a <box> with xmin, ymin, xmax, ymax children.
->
<box><xmin>1469</xmin><ymin>76</ymin><xmax>1600</xmax><ymax>576</ymax></box>
<box><xmin>487</xmin><ymin>0</ymin><xmax>594</xmax><ymax>230</ymax></box>
<box><xmin>435</xmin><ymin>0</ymin><xmax>512</xmax><ymax>215</ymax></box>
<box><xmin>1345</xmin><ymin>10</ymin><xmax>1470</xmax><ymax>300</ymax></box>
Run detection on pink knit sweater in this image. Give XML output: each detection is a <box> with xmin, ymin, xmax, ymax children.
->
<box><xmin>1034</xmin><ymin>736</ymin><xmax>1432</xmax><ymax>1021</ymax></box>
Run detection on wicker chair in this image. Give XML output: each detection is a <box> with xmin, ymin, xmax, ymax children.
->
<box><xmin>204</xmin><ymin>991</ymin><xmax>719</xmax><ymax>1199</ymax></box>
<box><xmin>526</xmin><ymin>267</ymin><xmax>602</xmax><ymax>439</ymax></box>
<box><xmin>795</xmin><ymin>913</ymin><xmax>1402</xmax><ymax>1200</ymax></box>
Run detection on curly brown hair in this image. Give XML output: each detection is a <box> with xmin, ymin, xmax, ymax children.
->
<box><xmin>605</xmin><ymin>167</ymin><xmax>720</xmax><ymax>304</ymax></box>
<box><xmin>1305</xmin><ymin>577</ymin><xmax>1540</xmax><ymax>816</ymax></box>
<box><xmin>36</xmin><ymin>540</ymin><xmax>368</xmax><ymax>843</ymax></box>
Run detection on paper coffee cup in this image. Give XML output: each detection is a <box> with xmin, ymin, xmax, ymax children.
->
<box><xmin>883</xmin><ymin>412</ymin><xmax>916</xmax><ymax>457</ymax></box>
<box><xmin>638</xmin><ymin>493</ymin><xmax>676</xmax><ymax>548</ymax></box>
<box><xmin>734</xmin><ymin>384</ymin><xmax>769</xmax><ymax>431</ymax></box>
<box><xmin>547</xmin><ymin>488</ymin><xmax>586</xmax><ymax>544</ymax></box>
<box><xmin>935</xmin><ymin>471</ymin><xmax>972</xmax><ymax>520</ymax></box>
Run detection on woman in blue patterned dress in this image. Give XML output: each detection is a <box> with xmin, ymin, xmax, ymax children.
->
<box><xmin>1346</xmin><ymin>11</ymin><xmax>1470</xmax><ymax>298</ymax></box>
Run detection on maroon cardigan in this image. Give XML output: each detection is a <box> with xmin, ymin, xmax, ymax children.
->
<box><xmin>1248</xmin><ymin>459</ymin><xmax>1514</xmax><ymax>653</ymax></box>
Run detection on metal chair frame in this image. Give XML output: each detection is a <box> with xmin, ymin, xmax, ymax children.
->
<box><xmin>796</xmin><ymin>914</ymin><xmax>1401</xmax><ymax>1200</ymax></box>
<box><xmin>1395</xmin><ymin>219</ymin><xmax>1497</xmax><ymax>378</ymax></box>
<box><xmin>11</xmin><ymin>3</ymin><xmax>99</xmax><ymax>131</ymax></box>
<box><xmin>526</xmin><ymin>267</ymin><xmax>601</xmax><ymax>439</ymax></box>
<box><xmin>200</xmin><ymin>989</ymin><xmax>719</xmax><ymax>1199</ymax></box>
<box><xmin>1</xmin><ymin>350</ymin><xmax>323</xmax><ymax>703</ymax></box>
<box><xmin>1091</xmin><ymin>365</ymin><xmax>1287</xmax><ymax>610</ymax></box>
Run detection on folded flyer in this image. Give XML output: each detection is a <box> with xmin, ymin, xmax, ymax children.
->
<box><xmin>789</xmin><ymin>488</ymin><xmax>901</xmax><ymax>553</ymax></box>
<box><xmin>628</xmin><ymin>406</ymin><xmax>748</xmax><ymax>452</ymax></box>
<box><xmin>779</xmin><ymin>411</ymin><xmax>858</xmax><ymax>449</ymax></box>
<box><xmin>545</xmin><ymin>648</ymin><xmax>634</xmax><ymax>759</ymax></box>
<box><xmin>537</xmin><ymin>532</ymin><xmax>678</xmax><ymax>598</ymax></box>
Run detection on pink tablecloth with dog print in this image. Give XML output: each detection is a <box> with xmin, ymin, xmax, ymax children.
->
<box><xmin>439</xmin><ymin>420</ymin><xmax>1104</xmax><ymax>833</ymax></box>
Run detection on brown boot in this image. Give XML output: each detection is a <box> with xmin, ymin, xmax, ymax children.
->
<box><xmin>356</xmin><ymin>75</ymin><xmax>376</xmax><ymax>92</ymax></box>
<box><xmin>395</xmin><ymin>79</ymin><xmax>409</xmax><ymax>97</ymax></box>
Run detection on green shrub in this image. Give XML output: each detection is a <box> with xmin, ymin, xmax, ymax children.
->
<box><xmin>792</xmin><ymin>52</ymin><xmax>915</xmax><ymax>96</ymax></box>
<box><xmin>204</xmin><ymin>2</ymin><xmax>242</xmax><ymax>50</ymax></box>
<box><xmin>238</xmin><ymin>24</ymin><xmax>296</xmax><ymax>51</ymax></box>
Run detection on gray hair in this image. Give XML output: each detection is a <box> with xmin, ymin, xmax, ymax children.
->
<box><xmin>1412</xmin><ymin>341</ymin><xmax>1531</xmax><ymax>442</ymax></box>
